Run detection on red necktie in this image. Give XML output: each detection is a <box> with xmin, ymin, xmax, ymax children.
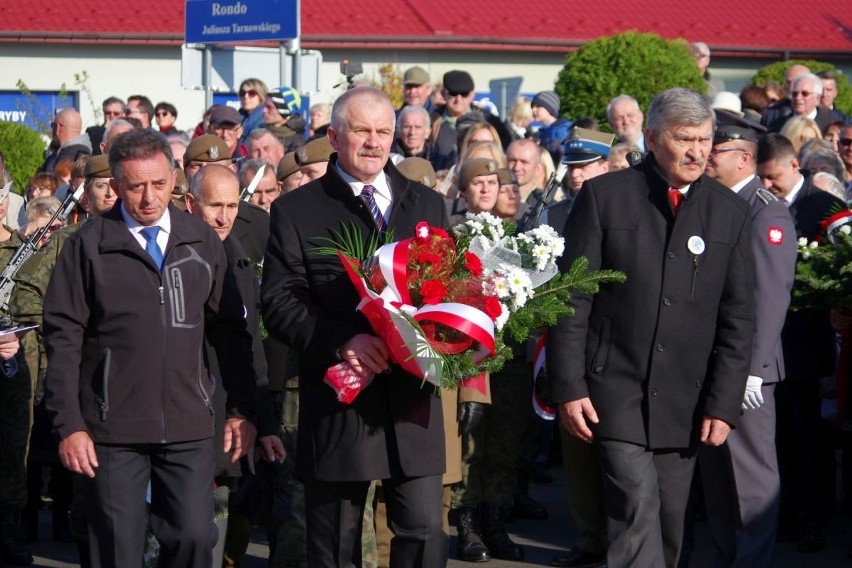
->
<box><xmin>668</xmin><ymin>188</ymin><xmax>683</xmax><ymax>215</ymax></box>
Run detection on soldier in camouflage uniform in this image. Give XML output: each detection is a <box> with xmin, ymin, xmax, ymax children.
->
<box><xmin>9</xmin><ymin>155</ymin><xmax>117</xmax><ymax>568</ymax></box>
<box><xmin>0</xmin><ymin>172</ymin><xmax>32</xmax><ymax>566</ymax></box>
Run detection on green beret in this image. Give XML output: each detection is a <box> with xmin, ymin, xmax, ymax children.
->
<box><xmin>396</xmin><ymin>157</ymin><xmax>437</xmax><ymax>189</ymax></box>
<box><xmin>84</xmin><ymin>155</ymin><xmax>112</xmax><ymax>178</ymax></box>
<box><xmin>458</xmin><ymin>158</ymin><xmax>499</xmax><ymax>190</ymax></box>
<box><xmin>276</xmin><ymin>152</ymin><xmax>300</xmax><ymax>181</ymax></box>
<box><xmin>295</xmin><ymin>137</ymin><xmax>334</xmax><ymax>166</ymax></box>
<box><xmin>496</xmin><ymin>167</ymin><xmax>517</xmax><ymax>186</ymax></box>
<box><xmin>184</xmin><ymin>134</ymin><xmax>231</xmax><ymax>164</ymax></box>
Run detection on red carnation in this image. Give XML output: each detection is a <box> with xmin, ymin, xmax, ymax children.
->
<box><xmin>416</xmin><ymin>251</ymin><xmax>443</xmax><ymax>265</ymax></box>
<box><xmin>464</xmin><ymin>252</ymin><xmax>483</xmax><ymax>276</ymax></box>
<box><xmin>419</xmin><ymin>279</ymin><xmax>447</xmax><ymax>304</ymax></box>
<box><xmin>484</xmin><ymin>296</ymin><xmax>502</xmax><ymax>320</ymax></box>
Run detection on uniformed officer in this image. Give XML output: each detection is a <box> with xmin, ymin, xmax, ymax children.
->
<box><xmin>547</xmin><ymin>127</ymin><xmax>614</xmax><ymax>568</ymax></box>
<box><xmin>698</xmin><ymin>109</ymin><xmax>797</xmax><ymax>567</ymax></box>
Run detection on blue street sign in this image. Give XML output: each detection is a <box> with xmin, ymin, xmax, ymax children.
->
<box><xmin>185</xmin><ymin>0</ymin><xmax>298</xmax><ymax>44</ymax></box>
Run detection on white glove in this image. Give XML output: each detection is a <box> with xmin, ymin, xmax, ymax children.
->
<box><xmin>742</xmin><ymin>375</ymin><xmax>764</xmax><ymax>410</ymax></box>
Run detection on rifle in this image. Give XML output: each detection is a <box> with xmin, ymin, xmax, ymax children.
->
<box><xmin>0</xmin><ymin>184</ymin><xmax>85</xmax><ymax>322</ymax></box>
<box><xmin>240</xmin><ymin>164</ymin><xmax>266</xmax><ymax>201</ymax></box>
<box><xmin>516</xmin><ymin>162</ymin><xmax>568</xmax><ymax>232</ymax></box>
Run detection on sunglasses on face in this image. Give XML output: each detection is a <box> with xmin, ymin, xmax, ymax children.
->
<box><xmin>790</xmin><ymin>91</ymin><xmax>813</xmax><ymax>98</ymax></box>
<box><xmin>840</xmin><ymin>138</ymin><xmax>852</xmax><ymax>147</ymax></box>
<box><xmin>239</xmin><ymin>89</ymin><xmax>259</xmax><ymax>98</ymax></box>
<box><xmin>156</xmin><ymin>111</ymin><xmax>171</xmax><ymax>117</ymax></box>
<box><xmin>104</xmin><ymin>110</ymin><xmax>123</xmax><ymax>117</ymax></box>
<box><xmin>445</xmin><ymin>90</ymin><xmax>470</xmax><ymax>98</ymax></box>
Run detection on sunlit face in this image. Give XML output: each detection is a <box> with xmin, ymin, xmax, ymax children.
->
<box><xmin>839</xmin><ymin>127</ymin><xmax>852</xmax><ymax>169</ymax></box>
<box><xmin>85</xmin><ymin>177</ymin><xmax>117</xmax><ymax>216</ymax></box>
<box><xmin>400</xmin><ymin>112</ymin><xmax>428</xmax><ymax>153</ymax></box>
<box><xmin>155</xmin><ymin>109</ymin><xmax>175</xmax><ymax>130</ymax></box>
<box><xmin>263</xmin><ymin>97</ymin><xmax>285</xmax><ymax>127</ymax></box>
<box><xmin>403</xmin><ymin>83</ymin><xmax>431</xmax><ymax>107</ymax></box>
<box><xmin>124</xmin><ymin>100</ymin><xmax>149</xmax><ymax>128</ymax></box>
<box><xmin>328</xmin><ymin>96</ymin><xmax>395</xmax><ymax>183</ymax></box>
<box><xmin>281</xmin><ymin>170</ymin><xmax>304</xmax><ymax>193</ymax></box>
<box><xmin>507</xmin><ymin>142</ymin><xmax>541</xmax><ymax>187</ymax></box>
<box><xmin>790</xmin><ymin>78</ymin><xmax>820</xmax><ymax>116</ymax></box>
<box><xmin>609</xmin><ymin>100</ymin><xmax>644</xmax><ymax>143</ymax></box>
<box><xmin>757</xmin><ymin>156</ymin><xmax>801</xmax><ymax>199</ymax></box>
<box><xmin>821</xmin><ymin>78</ymin><xmax>838</xmax><ymax>108</ymax></box>
<box><xmin>443</xmin><ymin>89</ymin><xmax>474</xmax><ymax>118</ymax></box>
<box><xmin>531</xmin><ymin>105</ymin><xmax>550</xmax><ymax>122</ymax></box>
<box><xmin>705</xmin><ymin>142</ymin><xmax>751</xmax><ymax>188</ymax></box>
<box><xmin>212</xmin><ymin>123</ymin><xmax>243</xmax><ymax>154</ymax></box>
<box><xmin>103</xmin><ymin>102</ymin><xmax>124</xmax><ymax>125</ymax></box>
<box><xmin>248</xmin><ymin>170</ymin><xmax>281</xmax><ymax>212</ymax></box>
<box><xmin>494</xmin><ymin>183</ymin><xmax>520</xmax><ymax>219</ymax></box>
<box><xmin>112</xmin><ymin>154</ymin><xmax>175</xmax><ymax>226</ymax></box>
<box><xmin>299</xmin><ymin>162</ymin><xmax>328</xmax><ymax>184</ymax></box>
<box><xmin>249</xmin><ymin>133</ymin><xmax>285</xmax><ymax>167</ymax></box>
<box><xmin>464</xmin><ymin>174</ymin><xmax>499</xmax><ymax>213</ymax></box>
<box><xmin>239</xmin><ymin>83</ymin><xmax>263</xmax><ymax>113</ymax></box>
<box><xmin>568</xmin><ymin>159</ymin><xmax>610</xmax><ymax>192</ymax></box>
<box><xmin>170</xmin><ymin>141</ymin><xmax>187</xmax><ymax>170</ymax></box>
<box><xmin>311</xmin><ymin>108</ymin><xmax>330</xmax><ymax>130</ymax></box>
<box><xmin>824</xmin><ymin>124</ymin><xmax>841</xmax><ymax>152</ymax></box>
<box><xmin>186</xmin><ymin>175</ymin><xmax>240</xmax><ymax>240</ymax></box>
<box><xmin>646</xmin><ymin>119</ymin><xmax>713</xmax><ymax>188</ymax></box>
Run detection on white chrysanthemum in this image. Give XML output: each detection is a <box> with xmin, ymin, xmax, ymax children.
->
<box><xmin>808</xmin><ymin>241</ymin><xmax>819</xmax><ymax>249</ymax></box>
<box><xmin>532</xmin><ymin>244</ymin><xmax>551</xmax><ymax>271</ymax></box>
<box><xmin>495</xmin><ymin>303</ymin><xmax>510</xmax><ymax>330</ymax></box>
<box><xmin>802</xmin><ymin>251</ymin><xmax>811</xmax><ymax>260</ymax></box>
<box><xmin>798</xmin><ymin>237</ymin><xmax>808</xmax><ymax>247</ymax></box>
<box><xmin>491</xmin><ymin>275</ymin><xmax>510</xmax><ymax>299</ymax></box>
<box><xmin>840</xmin><ymin>224</ymin><xmax>851</xmax><ymax>235</ymax></box>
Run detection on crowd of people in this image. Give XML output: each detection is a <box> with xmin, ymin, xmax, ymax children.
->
<box><xmin>0</xmin><ymin>43</ymin><xmax>851</xmax><ymax>568</ymax></box>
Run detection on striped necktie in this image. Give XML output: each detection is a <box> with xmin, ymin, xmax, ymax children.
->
<box><xmin>360</xmin><ymin>184</ymin><xmax>386</xmax><ymax>232</ymax></box>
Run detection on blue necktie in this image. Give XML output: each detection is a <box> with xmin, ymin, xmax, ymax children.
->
<box><xmin>140</xmin><ymin>226</ymin><xmax>164</xmax><ymax>270</ymax></box>
<box><xmin>360</xmin><ymin>185</ymin><xmax>386</xmax><ymax>232</ymax></box>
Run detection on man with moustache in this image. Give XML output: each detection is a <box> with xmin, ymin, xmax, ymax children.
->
<box><xmin>548</xmin><ymin>88</ymin><xmax>755</xmax><ymax>568</ymax></box>
<box><xmin>262</xmin><ymin>87</ymin><xmax>449</xmax><ymax>567</ymax></box>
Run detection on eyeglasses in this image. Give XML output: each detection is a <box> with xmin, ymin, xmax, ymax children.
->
<box><xmin>445</xmin><ymin>90</ymin><xmax>471</xmax><ymax>98</ymax></box>
<box><xmin>104</xmin><ymin>110</ymin><xmax>123</xmax><ymax>117</ymax></box>
<box><xmin>709</xmin><ymin>147</ymin><xmax>747</xmax><ymax>156</ymax></box>
<box><xmin>840</xmin><ymin>138</ymin><xmax>852</xmax><ymax>147</ymax></box>
<box><xmin>790</xmin><ymin>91</ymin><xmax>814</xmax><ymax>98</ymax></box>
<box><xmin>239</xmin><ymin>89</ymin><xmax>259</xmax><ymax>98</ymax></box>
<box><xmin>214</xmin><ymin>125</ymin><xmax>240</xmax><ymax>135</ymax></box>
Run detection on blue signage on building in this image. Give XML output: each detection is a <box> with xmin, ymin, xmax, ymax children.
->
<box><xmin>185</xmin><ymin>0</ymin><xmax>298</xmax><ymax>44</ymax></box>
<box><xmin>0</xmin><ymin>91</ymin><xmax>79</xmax><ymax>134</ymax></box>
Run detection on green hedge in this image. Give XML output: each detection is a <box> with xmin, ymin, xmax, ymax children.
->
<box><xmin>749</xmin><ymin>59</ymin><xmax>852</xmax><ymax>116</ymax></box>
<box><xmin>554</xmin><ymin>31</ymin><xmax>705</xmax><ymax>131</ymax></box>
<box><xmin>0</xmin><ymin>122</ymin><xmax>46</xmax><ymax>194</ymax></box>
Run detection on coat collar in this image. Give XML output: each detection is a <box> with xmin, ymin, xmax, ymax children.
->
<box><xmin>98</xmin><ymin>202</ymin><xmax>202</xmax><ymax>257</ymax></box>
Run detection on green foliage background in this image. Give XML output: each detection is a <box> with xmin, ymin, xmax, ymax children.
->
<box><xmin>554</xmin><ymin>31</ymin><xmax>705</xmax><ymax>131</ymax></box>
<box><xmin>0</xmin><ymin>122</ymin><xmax>46</xmax><ymax>194</ymax></box>
<box><xmin>749</xmin><ymin>59</ymin><xmax>852</xmax><ymax>116</ymax></box>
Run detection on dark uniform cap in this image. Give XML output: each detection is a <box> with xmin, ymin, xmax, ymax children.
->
<box><xmin>404</xmin><ymin>66</ymin><xmax>431</xmax><ymax>86</ymax></box>
<box><xmin>496</xmin><ymin>167</ymin><xmax>517</xmax><ymax>186</ymax></box>
<box><xmin>184</xmin><ymin>135</ymin><xmax>231</xmax><ymax>164</ymax></box>
<box><xmin>276</xmin><ymin>152</ymin><xmax>300</xmax><ymax>181</ymax></box>
<box><xmin>714</xmin><ymin>109</ymin><xmax>767</xmax><ymax>144</ymax></box>
<box><xmin>208</xmin><ymin>105</ymin><xmax>243</xmax><ymax>127</ymax></box>
<box><xmin>396</xmin><ymin>157</ymin><xmax>437</xmax><ymax>188</ymax></box>
<box><xmin>171</xmin><ymin>170</ymin><xmax>189</xmax><ymax>211</ymax></box>
<box><xmin>562</xmin><ymin>127</ymin><xmax>615</xmax><ymax>165</ymax></box>
<box><xmin>83</xmin><ymin>155</ymin><xmax>112</xmax><ymax>178</ymax></box>
<box><xmin>443</xmin><ymin>70</ymin><xmax>474</xmax><ymax>94</ymax></box>
<box><xmin>458</xmin><ymin>157</ymin><xmax>499</xmax><ymax>190</ymax></box>
<box><xmin>295</xmin><ymin>137</ymin><xmax>334</xmax><ymax>166</ymax></box>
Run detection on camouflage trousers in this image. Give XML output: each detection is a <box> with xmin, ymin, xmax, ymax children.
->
<box><xmin>0</xmin><ymin>363</ymin><xmax>35</xmax><ymax>507</ymax></box>
<box><xmin>452</xmin><ymin>357</ymin><xmax>533</xmax><ymax>508</ymax></box>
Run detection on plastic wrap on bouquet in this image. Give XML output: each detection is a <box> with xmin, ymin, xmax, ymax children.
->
<box><xmin>324</xmin><ymin>362</ymin><xmax>374</xmax><ymax>404</ymax></box>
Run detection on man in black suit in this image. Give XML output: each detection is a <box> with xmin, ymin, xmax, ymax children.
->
<box><xmin>766</xmin><ymin>73</ymin><xmax>845</xmax><ymax>133</ymax></box>
<box><xmin>760</xmin><ymin>64</ymin><xmax>811</xmax><ymax>129</ymax></box>
<box><xmin>756</xmin><ymin>133</ymin><xmax>844</xmax><ymax>552</ymax></box>
<box><xmin>261</xmin><ymin>87</ymin><xmax>449</xmax><ymax>567</ymax></box>
<box><xmin>548</xmin><ymin>88</ymin><xmax>755</xmax><ymax>568</ymax></box>
<box><xmin>700</xmin><ymin>113</ymin><xmax>797</xmax><ymax>567</ymax></box>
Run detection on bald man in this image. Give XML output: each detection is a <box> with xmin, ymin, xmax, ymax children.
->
<box><xmin>42</xmin><ymin>108</ymin><xmax>92</xmax><ymax>172</ymax></box>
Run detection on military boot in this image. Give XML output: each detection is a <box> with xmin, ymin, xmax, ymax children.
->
<box><xmin>0</xmin><ymin>507</ymin><xmax>33</xmax><ymax>566</ymax></box>
<box><xmin>455</xmin><ymin>507</ymin><xmax>489</xmax><ymax>563</ymax></box>
<box><xmin>481</xmin><ymin>503</ymin><xmax>523</xmax><ymax>561</ymax></box>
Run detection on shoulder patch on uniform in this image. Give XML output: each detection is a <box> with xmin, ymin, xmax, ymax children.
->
<box><xmin>756</xmin><ymin>187</ymin><xmax>777</xmax><ymax>205</ymax></box>
<box><xmin>767</xmin><ymin>226</ymin><xmax>784</xmax><ymax>245</ymax></box>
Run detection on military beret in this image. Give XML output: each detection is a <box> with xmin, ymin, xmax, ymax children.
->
<box><xmin>276</xmin><ymin>152</ymin><xmax>300</xmax><ymax>181</ymax></box>
<box><xmin>562</xmin><ymin>127</ymin><xmax>615</xmax><ymax>165</ymax></box>
<box><xmin>404</xmin><ymin>66</ymin><xmax>430</xmax><ymax>87</ymax></box>
<box><xmin>295</xmin><ymin>137</ymin><xmax>334</xmax><ymax>166</ymax></box>
<box><xmin>458</xmin><ymin>158</ymin><xmax>499</xmax><ymax>190</ymax></box>
<box><xmin>208</xmin><ymin>105</ymin><xmax>242</xmax><ymax>128</ymax></box>
<box><xmin>443</xmin><ymin>70</ymin><xmax>474</xmax><ymax>94</ymax></box>
<box><xmin>714</xmin><ymin>109</ymin><xmax>767</xmax><ymax>144</ymax></box>
<box><xmin>496</xmin><ymin>167</ymin><xmax>517</xmax><ymax>186</ymax></box>
<box><xmin>84</xmin><ymin>154</ymin><xmax>112</xmax><ymax>178</ymax></box>
<box><xmin>396</xmin><ymin>157</ymin><xmax>437</xmax><ymax>189</ymax></box>
<box><xmin>184</xmin><ymin>135</ymin><xmax>231</xmax><ymax>164</ymax></box>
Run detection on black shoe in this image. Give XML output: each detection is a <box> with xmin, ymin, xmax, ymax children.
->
<box><xmin>512</xmin><ymin>493</ymin><xmax>548</xmax><ymax>520</ymax></box>
<box><xmin>797</xmin><ymin>526</ymin><xmax>825</xmax><ymax>553</ymax></box>
<box><xmin>481</xmin><ymin>503</ymin><xmax>523</xmax><ymax>561</ymax></box>
<box><xmin>455</xmin><ymin>507</ymin><xmax>489</xmax><ymax>563</ymax></box>
<box><xmin>551</xmin><ymin>547</ymin><xmax>606</xmax><ymax>567</ymax></box>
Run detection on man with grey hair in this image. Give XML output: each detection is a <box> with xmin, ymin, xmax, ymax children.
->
<box><xmin>688</xmin><ymin>41</ymin><xmax>725</xmax><ymax>99</ymax></box>
<box><xmin>392</xmin><ymin>104</ymin><xmax>431</xmax><ymax>159</ymax></box>
<box><xmin>606</xmin><ymin>95</ymin><xmax>646</xmax><ymax>154</ymax></box>
<box><xmin>548</xmin><ymin>87</ymin><xmax>755</xmax><ymax>568</ymax></box>
<box><xmin>767</xmin><ymin>73</ymin><xmax>841</xmax><ymax>133</ymax></box>
<box><xmin>761</xmin><ymin>64</ymin><xmax>812</xmax><ymax>128</ymax></box>
<box><xmin>262</xmin><ymin>86</ymin><xmax>450</xmax><ymax>567</ymax></box>
<box><xmin>247</xmin><ymin>128</ymin><xmax>286</xmax><ymax>170</ymax></box>
<box><xmin>238</xmin><ymin>158</ymin><xmax>281</xmax><ymax>212</ymax></box>
<box><xmin>801</xmin><ymin>146</ymin><xmax>847</xmax><ymax>183</ymax></box>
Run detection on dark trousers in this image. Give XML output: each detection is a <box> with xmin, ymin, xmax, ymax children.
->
<box><xmin>560</xmin><ymin>427</ymin><xmax>606</xmax><ymax>555</ymax></box>
<box><xmin>304</xmin><ymin>474</ymin><xmax>446</xmax><ymax>568</ymax></box>
<box><xmin>597</xmin><ymin>439</ymin><xmax>695</xmax><ymax>568</ymax></box>
<box><xmin>83</xmin><ymin>438</ymin><xmax>217</xmax><ymax>568</ymax></box>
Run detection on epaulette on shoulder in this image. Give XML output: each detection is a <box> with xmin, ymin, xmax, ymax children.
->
<box><xmin>756</xmin><ymin>187</ymin><xmax>777</xmax><ymax>205</ymax></box>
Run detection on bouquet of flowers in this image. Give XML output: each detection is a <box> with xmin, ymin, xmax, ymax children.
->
<box><xmin>319</xmin><ymin>212</ymin><xmax>625</xmax><ymax>403</ymax></box>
